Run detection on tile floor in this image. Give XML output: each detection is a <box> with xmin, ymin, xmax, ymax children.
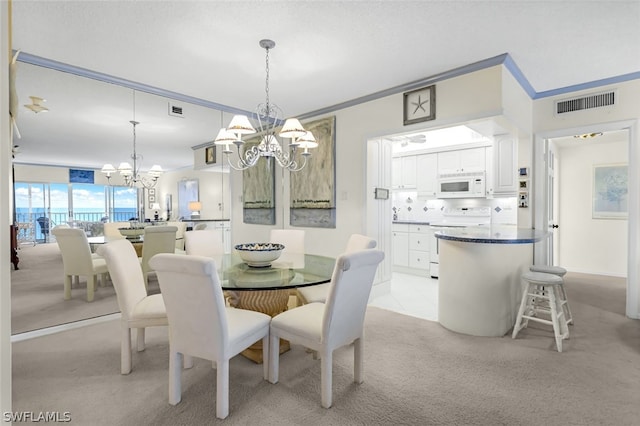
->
<box><xmin>368</xmin><ymin>272</ymin><xmax>438</xmax><ymax>322</ymax></box>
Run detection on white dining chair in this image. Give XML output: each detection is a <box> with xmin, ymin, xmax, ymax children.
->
<box><xmin>270</xmin><ymin>229</ymin><xmax>305</xmax><ymax>253</ymax></box>
<box><xmin>149</xmin><ymin>253</ymin><xmax>271</xmax><ymax>419</ymax></box>
<box><xmin>103</xmin><ymin>221</ymin><xmax>130</xmax><ymax>240</ymax></box>
<box><xmin>140</xmin><ymin>225</ymin><xmax>178</xmax><ymax>288</ymax></box>
<box><xmin>97</xmin><ymin>239</ymin><xmax>169</xmax><ymax>374</ymax></box>
<box><xmin>184</xmin><ymin>229</ymin><xmax>224</xmax><ymax>259</ymax></box>
<box><xmin>51</xmin><ymin>226</ymin><xmax>109</xmax><ymax>302</ymax></box>
<box><xmin>297</xmin><ymin>234</ymin><xmax>377</xmax><ymax>305</ymax></box>
<box><xmin>167</xmin><ymin>221</ymin><xmax>187</xmax><ymax>252</ymax></box>
<box><xmin>268</xmin><ymin>249</ymin><xmax>385</xmax><ymax>408</ymax></box>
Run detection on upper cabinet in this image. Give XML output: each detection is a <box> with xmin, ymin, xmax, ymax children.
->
<box><xmin>416</xmin><ymin>153</ymin><xmax>438</xmax><ymax>197</ymax></box>
<box><xmin>486</xmin><ymin>136</ymin><xmax>518</xmax><ymax>197</ymax></box>
<box><xmin>437</xmin><ymin>147</ymin><xmax>486</xmax><ymax>175</ymax></box>
<box><xmin>392</xmin><ymin>155</ymin><xmax>417</xmax><ymax>189</ymax></box>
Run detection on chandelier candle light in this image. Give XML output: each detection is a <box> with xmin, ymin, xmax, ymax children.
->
<box><xmin>101</xmin><ymin>92</ymin><xmax>164</xmax><ymax>188</ymax></box>
<box><xmin>214</xmin><ymin>39</ymin><xmax>318</xmax><ymax>172</ymax></box>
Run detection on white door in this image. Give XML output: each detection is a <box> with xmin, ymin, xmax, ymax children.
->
<box><xmin>546</xmin><ymin>141</ymin><xmax>559</xmax><ymax>265</ymax></box>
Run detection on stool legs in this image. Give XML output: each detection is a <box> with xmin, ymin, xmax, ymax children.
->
<box><xmin>512</xmin><ymin>281</ymin><xmax>569</xmax><ymax>352</ymax></box>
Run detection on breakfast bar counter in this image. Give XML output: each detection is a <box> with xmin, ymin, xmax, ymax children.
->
<box><xmin>435</xmin><ymin>227</ymin><xmax>548</xmax><ymax>337</ymax></box>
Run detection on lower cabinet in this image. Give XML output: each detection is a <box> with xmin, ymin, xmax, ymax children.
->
<box><xmin>392</xmin><ymin>224</ymin><xmax>409</xmax><ymax>267</ymax></box>
<box><xmin>392</xmin><ymin>223</ymin><xmax>431</xmax><ymax>273</ymax></box>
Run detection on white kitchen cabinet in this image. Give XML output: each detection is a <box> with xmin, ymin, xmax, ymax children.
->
<box><xmin>392</xmin><ymin>155</ymin><xmax>417</xmax><ymax>189</ymax></box>
<box><xmin>416</xmin><ymin>153</ymin><xmax>438</xmax><ymax>197</ymax></box>
<box><xmin>437</xmin><ymin>147</ymin><xmax>486</xmax><ymax>175</ymax></box>
<box><xmin>409</xmin><ymin>224</ymin><xmax>431</xmax><ymax>270</ymax></box>
<box><xmin>487</xmin><ymin>136</ymin><xmax>518</xmax><ymax>196</ymax></box>
<box><xmin>392</xmin><ymin>224</ymin><xmax>409</xmax><ymax>267</ymax></box>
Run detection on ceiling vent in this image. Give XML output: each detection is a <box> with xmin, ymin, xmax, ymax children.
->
<box><xmin>555</xmin><ymin>90</ymin><xmax>616</xmax><ymax>115</ymax></box>
<box><xmin>168</xmin><ymin>102</ymin><xmax>184</xmax><ymax>118</ymax></box>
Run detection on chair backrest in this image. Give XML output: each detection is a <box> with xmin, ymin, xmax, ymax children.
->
<box><xmin>103</xmin><ymin>222</ymin><xmax>130</xmax><ymax>239</ymax></box>
<box><xmin>185</xmin><ymin>230</ymin><xmax>224</xmax><ymax>258</ymax></box>
<box><xmin>150</xmin><ymin>254</ymin><xmax>228</xmax><ymax>360</ymax></box>
<box><xmin>141</xmin><ymin>226</ymin><xmax>178</xmax><ymax>273</ymax></box>
<box><xmin>51</xmin><ymin>227</ymin><xmax>95</xmax><ymax>275</ymax></box>
<box><xmin>167</xmin><ymin>221</ymin><xmax>187</xmax><ymax>250</ymax></box>
<box><xmin>323</xmin><ymin>250</ymin><xmax>385</xmax><ymax>347</ymax></box>
<box><xmin>345</xmin><ymin>234</ymin><xmax>377</xmax><ymax>252</ymax></box>
<box><xmin>97</xmin><ymin>239</ymin><xmax>148</xmax><ymax>320</ymax></box>
<box><xmin>270</xmin><ymin>229</ymin><xmax>305</xmax><ymax>254</ymax></box>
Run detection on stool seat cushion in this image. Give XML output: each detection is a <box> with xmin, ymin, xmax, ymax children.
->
<box><xmin>522</xmin><ymin>271</ymin><xmax>563</xmax><ymax>285</ymax></box>
<box><xmin>529</xmin><ymin>265</ymin><xmax>567</xmax><ymax>277</ymax></box>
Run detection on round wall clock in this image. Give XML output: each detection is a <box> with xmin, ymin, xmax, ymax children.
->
<box><xmin>403</xmin><ymin>85</ymin><xmax>436</xmax><ymax>125</ymax></box>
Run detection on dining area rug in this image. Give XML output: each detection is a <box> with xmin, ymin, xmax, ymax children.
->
<box><xmin>11</xmin><ymin>275</ymin><xmax>640</xmax><ymax>425</ymax></box>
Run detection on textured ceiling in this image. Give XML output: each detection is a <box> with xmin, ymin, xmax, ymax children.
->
<box><xmin>10</xmin><ymin>0</ymin><xmax>640</xmax><ymax>171</ymax></box>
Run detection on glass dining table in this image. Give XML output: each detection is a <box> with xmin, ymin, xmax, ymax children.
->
<box><xmin>217</xmin><ymin>252</ymin><xmax>336</xmax><ymax>363</ymax></box>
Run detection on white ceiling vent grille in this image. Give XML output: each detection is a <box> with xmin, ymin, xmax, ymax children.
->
<box><xmin>168</xmin><ymin>102</ymin><xmax>184</xmax><ymax>118</ymax></box>
<box><xmin>555</xmin><ymin>91</ymin><xmax>615</xmax><ymax>115</ymax></box>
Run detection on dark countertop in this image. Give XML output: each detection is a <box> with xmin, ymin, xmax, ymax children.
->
<box><xmin>434</xmin><ymin>226</ymin><xmax>549</xmax><ymax>244</ymax></box>
<box><xmin>392</xmin><ymin>221</ymin><xmax>430</xmax><ymax>225</ymax></box>
<box><xmin>182</xmin><ymin>219</ymin><xmax>230</xmax><ymax>222</ymax></box>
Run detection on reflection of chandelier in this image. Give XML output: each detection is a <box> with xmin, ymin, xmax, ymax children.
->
<box><xmin>101</xmin><ymin>93</ymin><xmax>163</xmax><ymax>188</ymax></box>
<box><xmin>214</xmin><ymin>39</ymin><xmax>317</xmax><ymax>172</ymax></box>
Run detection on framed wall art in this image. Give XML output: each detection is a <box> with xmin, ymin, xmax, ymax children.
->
<box><xmin>205</xmin><ymin>146</ymin><xmax>216</xmax><ymax>164</ymax></box>
<box><xmin>403</xmin><ymin>85</ymin><xmax>436</xmax><ymax>125</ymax></box>
<box><xmin>592</xmin><ymin>164</ymin><xmax>628</xmax><ymax>219</ymax></box>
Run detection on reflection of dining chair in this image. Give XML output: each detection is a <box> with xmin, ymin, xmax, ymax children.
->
<box><xmin>103</xmin><ymin>221</ymin><xmax>130</xmax><ymax>240</ymax></box>
<box><xmin>167</xmin><ymin>221</ymin><xmax>187</xmax><ymax>252</ymax></box>
<box><xmin>97</xmin><ymin>239</ymin><xmax>168</xmax><ymax>374</ymax></box>
<box><xmin>51</xmin><ymin>227</ymin><xmax>109</xmax><ymax>302</ymax></box>
<box><xmin>36</xmin><ymin>216</ymin><xmax>51</xmax><ymax>242</ymax></box>
<box><xmin>149</xmin><ymin>253</ymin><xmax>271</xmax><ymax>419</ymax></box>
<box><xmin>268</xmin><ymin>249</ymin><xmax>385</xmax><ymax>408</ymax></box>
<box><xmin>270</xmin><ymin>229</ymin><xmax>305</xmax><ymax>253</ymax></box>
<box><xmin>141</xmin><ymin>226</ymin><xmax>178</xmax><ymax>288</ymax></box>
<box><xmin>297</xmin><ymin>234</ymin><xmax>377</xmax><ymax>305</ymax></box>
<box><xmin>193</xmin><ymin>223</ymin><xmax>208</xmax><ymax>231</ymax></box>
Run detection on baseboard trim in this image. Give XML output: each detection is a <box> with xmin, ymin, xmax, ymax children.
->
<box><xmin>11</xmin><ymin>313</ymin><xmax>121</xmax><ymax>343</ymax></box>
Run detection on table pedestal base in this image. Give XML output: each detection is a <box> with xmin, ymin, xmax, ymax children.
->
<box><xmin>227</xmin><ymin>289</ymin><xmax>291</xmax><ymax>364</ymax></box>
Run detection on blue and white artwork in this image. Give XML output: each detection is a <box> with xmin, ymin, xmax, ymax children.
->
<box><xmin>593</xmin><ymin>164</ymin><xmax>628</xmax><ymax>219</ymax></box>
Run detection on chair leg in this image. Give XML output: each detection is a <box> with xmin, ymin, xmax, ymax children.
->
<box><xmin>268</xmin><ymin>333</ymin><xmax>280</xmax><ymax>384</ymax></box>
<box><xmin>261</xmin><ymin>335</ymin><xmax>269</xmax><ymax>380</ymax></box>
<box><xmin>168</xmin><ymin>349</ymin><xmax>182</xmax><ymax>405</ymax></box>
<box><xmin>548</xmin><ymin>287</ymin><xmax>563</xmax><ymax>353</ymax></box>
<box><xmin>64</xmin><ymin>275</ymin><xmax>72</xmax><ymax>300</ymax></box>
<box><xmin>321</xmin><ymin>349</ymin><xmax>333</xmax><ymax>408</ymax></box>
<box><xmin>354</xmin><ymin>337</ymin><xmax>364</xmax><ymax>384</ymax></box>
<box><xmin>74</xmin><ymin>275</ymin><xmax>80</xmax><ymax>287</ymax></box>
<box><xmin>512</xmin><ymin>283</ymin><xmax>531</xmax><ymax>339</ymax></box>
<box><xmin>87</xmin><ymin>276</ymin><xmax>95</xmax><ymax>302</ymax></box>
<box><xmin>216</xmin><ymin>359</ymin><xmax>230</xmax><ymax>419</ymax></box>
<box><xmin>136</xmin><ymin>328</ymin><xmax>145</xmax><ymax>351</ymax></box>
<box><xmin>121</xmin><ymin>326</ymin><xmax>132</xmax><ymax>375</ymax></box>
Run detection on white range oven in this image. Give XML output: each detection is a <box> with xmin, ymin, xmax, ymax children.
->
<box><xmin>429</xmin><ymin>206</ymin><xmax>491</xmax><ymax>278</ymax></box>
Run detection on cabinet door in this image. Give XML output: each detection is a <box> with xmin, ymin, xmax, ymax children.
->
<box><xmin>437</xmin><ymin>151</ymin><xmax>460</xmax><ymax>175</ymax></box>
<box><xmin>392</xmin><ymin>231</ymin><xmax>409</xmax><ymax>267</ymax></box>
<box><xmin>409</xmin><ymin>233</ymin><xmax>430</xmax><ymax>252</ymax></box>
<box><xmin>416</xmin><ymin>154</ymin><xmax>437</xmax><ymax>196</ymax></box>
<box><xmin>401</xmin><ymin>156</ymin><xmax>417</xmax><ymax>188</ymax></box>
<box><xmin>492</xmin><ymin>137</ymin><xmax>518</xmax><ymax>195</ymax></box>
<box><xmin>391</xmin><ymin>157</ymin><xmax>402</xmax><ymax>188</ymax></box>
<box><xmin>459</xmin><ymin>147</ymin><xmax>486</xmax><ymax>173</ymax></box>
<box><xmin>409</xmin><ymin>250</ymin><xmax>430</xmax><ymax>270</ymax></box>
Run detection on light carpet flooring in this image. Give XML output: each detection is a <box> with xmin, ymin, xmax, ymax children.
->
<box><xmin>11</xmin><ymin>271</ymin><xmax>640</xmax><ymax>425</ymax></box>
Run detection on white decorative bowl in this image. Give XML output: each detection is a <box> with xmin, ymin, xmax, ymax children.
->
<box><xmin>118</xmin><ymin>227</ymin><xmax>145</xmax><ymax>240</ymax></box>
<box><xmin>234</xmin><ymin>243</ymin><xmax>284</xmax><ymax>267</ymax></box>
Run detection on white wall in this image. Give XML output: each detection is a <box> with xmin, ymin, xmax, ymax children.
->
<box><xmin>558</xmin><ymin>138</ymin><xmax>628</xmax><ymax>276</ymax></box>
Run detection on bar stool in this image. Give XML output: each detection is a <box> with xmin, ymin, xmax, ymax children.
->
<box><xmin>529</xmin><ymin>265</ymin><xmax>573</xmax><ymax>325</ymax></box>
<box><xmin>512</xmin><ymin>271</ymin><xmax>570</xmax><ymax>352</ymax></box>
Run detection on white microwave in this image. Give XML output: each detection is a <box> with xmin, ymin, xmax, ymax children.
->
<box><xmin>437</xmin><ymin>172</ymin><xmax>486</xmax><ymax>198</ymax></box>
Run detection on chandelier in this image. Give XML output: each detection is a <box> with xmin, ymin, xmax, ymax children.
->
<box><xmin>214</xmin><ymin>39</ymin><xmax>317</xmax><ymax>171</ymax></box>
<box><xmin>101</xmin><ymin>92</ymin><xmax>163</xmax><ymax>188</ymax></box>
